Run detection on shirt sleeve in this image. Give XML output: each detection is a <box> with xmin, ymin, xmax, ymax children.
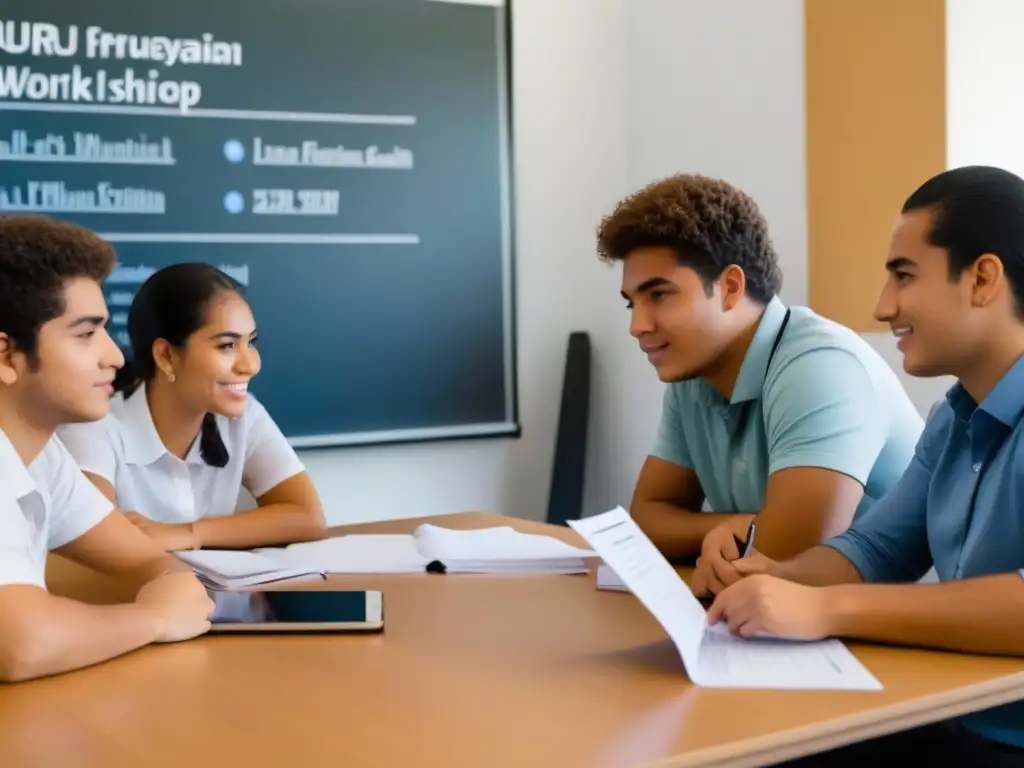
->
<box><xmin>55</xmin><ymin>419</ymin><xmax>120</xmax><ymax>485</ymax></box>
<box><xmin>650</xmin><ymin>386</ymin><xmax>694</xmax><ymax>468</ymax></box>
<box><xmin>763</xmin><ymin>347</ymin><xmax>887</xmax><ymax>483</ymax></box>
<box><xmin>241</xmin><ymin>397</ymin><xmax>306</xmax><ymax>499</ymax></box>
<box><xmin>822</xmin><ymin>403</ymin><xmax>947</xmax><ymax>583</ymax></box>
<box><xmin>46</xmin><ymin>439</ymin><xmax>115</xmax><ymax>550</ymax></box>
<box><xmin>0</xmin><ymin>497</ymin><xmax>45</xmax><ymax>588</ymax></box>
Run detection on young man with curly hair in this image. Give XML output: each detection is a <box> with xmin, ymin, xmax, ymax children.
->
<box><xmin>0</xmin><ymin>214</ymin><xmax>214</xmax><ymax>682</ymax></box>
<box><xmin>597</xmin><ymin>174</ymin><xmax>924</xmax><ymax>595</ymax></box>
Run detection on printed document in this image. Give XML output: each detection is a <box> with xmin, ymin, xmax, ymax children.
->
<box><xmin>177</xmin><ymin>525</ymin><xmax>596</xmax><ymax>587</ymax></box>
<box><xmin>569</xmin><ymin>507</ymin><xmax>882</xmax><ymax>691</ymax></box>
<box><xmin>272</xmin><ymin>525</ymin><xmax>595</xmax><ymax>574</ymax></box>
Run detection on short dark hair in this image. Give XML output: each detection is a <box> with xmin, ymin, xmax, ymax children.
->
<box><xmin>0</xmin><ymin>214</ymin><xmax>116</xmax><ymax>362</ymax></box>
<box><xmin>114</xmin><ymin>262</ymin><xmax>245</xmax><ymax>468</ymax></box>
<box><xmin>902</xmin><ymin>165</ymin><xmax>1024</xmax><ymax>315</ymax></box>
<box><xmin>596</xmin><ymin>173</ymin><xmax>783</xmax><ymax>304</ymax></box>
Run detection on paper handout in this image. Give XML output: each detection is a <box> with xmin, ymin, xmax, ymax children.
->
<box><xmin>270</xmin><ymin>524</ymin><xmax>596</xmax><ymax>574</ymax></box>
<box><xmin>569</xmin><ymin>507</ymin><xmax>882</xmax><ymax>691</ymax></box>
<box><xmin>408</xmin><ymin>523</ymin><xmax>597</xmax><ymax>573</ymax></box>
<box><xmin>176</xmin><ymin>523</ymin><xmax>597</xmax><ymax>588</ymax></box>
<box><xmin>271</xmin><ymin>534</ymin><xmax>430</xmax><ymax>574</ymax></box>
<box><xmin>175</xmin><ymin>549</ymin><xmax>325</xmax><ymax>590</ymax></box>
<box><xmin>596</xmin><ymin>563</ymin><xmax>629</xmax><ymax>592</ymax></box>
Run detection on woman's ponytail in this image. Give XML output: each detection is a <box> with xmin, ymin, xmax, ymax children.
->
<box><xmin>199</xmin><ymin>412</ymin><xmax>229</xmax><ymax>468</ymax></box>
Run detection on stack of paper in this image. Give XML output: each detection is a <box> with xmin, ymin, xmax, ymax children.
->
<box><xmin>409</xmin><ymin>524</ymin><xmax>596</xmax><ymax>573</ymax></box>
<box><xmin>270</xmin><ymin>534</ymin><xmax>429</xmax><ymax>574</ymax></box>
<box><xmin>568</xmin><ymin>507</ymin><xmax>883</xmax><ymax>691</ymax></box>
<box><xmin>175</xmin><ymin>524</ymin><xmax>597</xmax><ymax>586</ymax></box>
<box><xmin>175</xmin><ymin>549</ymin><xmax>324</xmax><ymax>590</ymax></box>
<box><xmin>596</xmin><ymin>563</ymin><xmax>630</xmax><ymax>592</ymax></box>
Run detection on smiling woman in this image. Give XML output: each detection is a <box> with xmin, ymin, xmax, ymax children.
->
<box><xmin>57</xmin><ymin>263</ymin><xmax>327</xmax><ymax>552</ymax></box>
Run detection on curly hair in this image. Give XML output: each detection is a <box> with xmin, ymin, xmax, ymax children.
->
<box><xmin>596</xmin><ymin>173</ymin><xmax>783</xmax><ymax>303</ymax></box>
<box><xmin>0</xmin><ymin>214</ymin><xmax>117</xmax><ymax>362</ymax></box>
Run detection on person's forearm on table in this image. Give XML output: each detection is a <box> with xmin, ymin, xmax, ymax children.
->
<box><xmin>632</xmin><ymin>501</ymin><xmax>753</xmax><ymax>560</ymax></box>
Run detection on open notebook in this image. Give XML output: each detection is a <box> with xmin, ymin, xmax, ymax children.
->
<box><xmin>176</xmin><ymin>524</ymin><xmax>597</xmax><ymax>589</ymax></box>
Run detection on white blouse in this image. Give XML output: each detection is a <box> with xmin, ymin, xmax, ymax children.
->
<box><xmin>58</xmin><ymin>384</ymin><xmax>305</xmax><ymax>524</ymax></box>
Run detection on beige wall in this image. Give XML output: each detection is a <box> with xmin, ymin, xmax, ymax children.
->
<box><xmin>805</xmin><ymin>0</ymin><xmax>947</xmax><ymax>333</ymax></box>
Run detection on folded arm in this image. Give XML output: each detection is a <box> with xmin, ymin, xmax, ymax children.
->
<box><xmin>0</xmin><ymin>510</ymin><xmax>184</xmax><ymax>683</ymax></box>
<box><xmin>631</xmin><ymin>463</ymin><xmax>863</xmax><ymax>564</ymax></box>
<box><xmin>0</xmin><ymin>583</ymin><xmax>160</xmax><ymax>683</ymax></box>
<box><xmin>691</xmin><ymin>467</ymin><xmax>866</xmax><ymax>596</ymax></box>
<box><xmin>84</xmin><ymin>469</ymin><xmax>326</xmax><ymax>551</ymax></box>
<box><xmin>190</xmin><ymin>403</ymin><xmax>329</xmax><ymax>549</ymax></box>
<box><xmin>630</xmin><ymin>456</ymin><xmax>738</xmax><ymax>561</ymax></box>
<box><xmin>192</xmin><ymin>472</ymin><xmax>327</xmax><ymax>549</ymax></box>
<box><xmin>54</xmin><ymin>507</ymin><xmax>188</xmax><ymax>586</ymax></box>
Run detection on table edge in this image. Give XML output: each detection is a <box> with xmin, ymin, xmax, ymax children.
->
<box><xmin>638</xmin><ymin>670</ymin><xmax>1024</xmax><ymax>768</ymax></box>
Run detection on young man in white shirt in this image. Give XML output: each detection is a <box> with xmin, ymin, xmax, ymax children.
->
<box><xmin>0</xmin><ymin>214</ymin><xmax>214</xmax><ymax>683</ymax></box>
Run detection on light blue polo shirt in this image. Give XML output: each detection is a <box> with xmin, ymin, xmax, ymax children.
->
<box><xmin>651</xmin><ymin>296</ymin><xmax>923</xmax><ymax>517</ymax></box>
<box><xmin>827</xmin><ymin>353</ymin><xmax>1024</xmax><ymax>747</ymax></box>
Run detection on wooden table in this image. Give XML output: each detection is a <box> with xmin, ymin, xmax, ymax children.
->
<box><xmin>3</xmin><ymin>512</ymin><xmax>1021</xmax><ymax>767</ymax></box>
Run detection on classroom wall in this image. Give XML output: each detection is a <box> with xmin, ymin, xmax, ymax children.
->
<box><xmin>596</xmin><ymin>0</ymin><xmax>809</xmax><ymax>515</ymax></box>
<box><xmin>611</xmin><ymin>0</ymin><xmax>954</xmax><ymax>507</ymax></box>
<box><xmin>946</xmin><ymin>0</ymin><xmax>1024</xmax><ymax>174</ymax></box>
<box><xmin>301</xmin><ymin>0</ymin><xmax>632</xmax><ymax>526</ymax></box>
<box><xmin>298</xmin><ymin>0</ymin><xmax>813</xmax><ymax>526</ymax></box>
<box><xmin>805</xmin><ymin>0</ymin><xmax>947</xmax><ymax>335</ymax></box>
<box><xmin>805</xmin><ymin>0</ymin><xmax>982</xmax><ymax>413</ymax></box>
<box><xmin>303</xmin><ymin>0</ymin><xmax>962</xmax><ymax>526</ymax></box>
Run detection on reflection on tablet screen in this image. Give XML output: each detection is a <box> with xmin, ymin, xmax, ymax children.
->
<box><xmin>210</xmin><ymin>591</ymin><xmax>272</xmax><ymax>623</ymax></box>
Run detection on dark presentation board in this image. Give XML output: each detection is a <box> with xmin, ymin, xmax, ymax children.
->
<box><xmin>0</xmin><ymin>0</ymin><xmax>518</xmax><ymax>448</ymax></box>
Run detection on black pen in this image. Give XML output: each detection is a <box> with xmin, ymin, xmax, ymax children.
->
<box><xmin>742</xmin><ymin>523</ymin><xmax>757</xmax><ymax>557</ymax></box>
<box><xmin>731</xmin><ymin>522</ymin><xmax>757</xmax><ymax>559</ymax></box>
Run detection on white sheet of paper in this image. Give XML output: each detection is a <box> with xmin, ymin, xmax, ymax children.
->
<box><xmin>273</xmin><ymin>534</ymin><xmax>431</xmax><ymax>573</ymax></box>
<box><xmin>596</xmin><ymin>564</ymin><xmax>629</xmax><ymax>592</ymax></box>
<box><xmin>255</xmin><ymin>527</ymin><xmax>595</xmax><ymax>575</ymax></box>
<box><xmin>413</xmin><ymin>524</ymin><xmax>596</xmax><ymax>561</ymax></box>
<box><xmin>176</xmin><ymin>549</ymin><xmax>290</xmax><ymax>578</ymax></box>
<box><xmin>569</xmin><ymin>507</ymin><xmax>882</xmax><ymax>691</ymax></box>
<box><xmin>694</xmin><ymin>624</ymin><xmax>882</xmax><ymax>689</ymax></box>
<box><xmin>174</xmin><ymin>549</ymin><xmax>322</xmax><ymax>589</ymax></box>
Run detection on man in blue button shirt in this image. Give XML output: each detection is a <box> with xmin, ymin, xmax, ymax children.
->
<box><xmin>708</xmin><ymin>165</ymin><xmax>1024</xmax><ymax>763</ymax></box>
<box><xmin>596</xmin><ymin>174</ymin><xmax>923</xmax><ymax>594</ymax></box>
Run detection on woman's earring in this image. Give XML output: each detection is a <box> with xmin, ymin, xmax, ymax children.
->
<box><xmin>167</xmin><ymin>372</ymin><xmax>176</xmax><ymax>383</ymax></box>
